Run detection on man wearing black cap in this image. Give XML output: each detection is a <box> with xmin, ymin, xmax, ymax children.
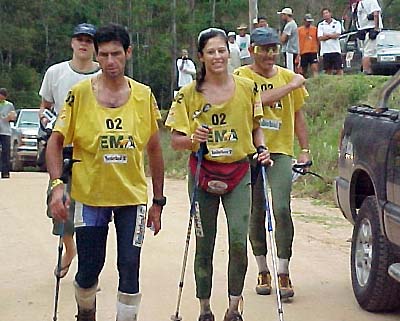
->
<box><xmin>39</xmin><ymin>23</ymin><xmax>101</xmax><ymax>280</ymax></box>
<box><xmin>234</xmin><ymin>27</ymin><xmax>309</xmax><ymax>299</ymax></box>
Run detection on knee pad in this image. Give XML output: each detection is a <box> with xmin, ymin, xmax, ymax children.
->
<box><xmin>74</xmin><ymin>280</ymin><xmax>97</xmax><ymax>311</ymax></box>
<box><xmin>75</xmin><ymin>226</ymin><xmax>108</xmax><ymax>288</ymax></box>
<box><xmin>116</xmin><ymin>292</ymin><xmax>141</xmax><ymax>321</ymax></box>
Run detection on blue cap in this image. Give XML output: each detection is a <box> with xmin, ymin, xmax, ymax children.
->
<box><xmin>72</xmin><ymin>23</ymin><xmax>96</xmax><ymax>38</ymax></box>
<box><xmin>250</xmin><ymin>27</ymin><xmax>280</xmax><ymax>45</ymax></box>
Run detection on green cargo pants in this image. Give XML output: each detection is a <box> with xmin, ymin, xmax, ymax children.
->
<box><xmin>249</xmin><ymin>154</ymin><xmax>294</xmax><ymax>260</ymax></box>
<box><xmin>188</xmin><ymin>169</ymin><xmax>251</xmax><ymax>298</ymax></box>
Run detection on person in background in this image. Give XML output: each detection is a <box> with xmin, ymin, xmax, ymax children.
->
<box><xmin>177</xmin><ymin>48</ymin><xmax>197</xmax><ymax>90</ymax></box>
<box><xmin>227</xmin><ymin>31</ymin><xmax>241</xmax><ymax>73</ymax></box>
<box><xmin>277</xmin><ymin>7</ymin><xmax>299</xmax><ymax>72</ymax></box>
<box><xmin>236</xmin><ymin>24</ymin><xmax>252</xmax><ymax>65</ymax></box>
<box><xmin>317</xmin><ymin>8</ymin><xmax>343</xmax><ymax>75</ymax></box>
<box><xmin>297</xmin><ymin>14</ymin><xmax>319</xmax><ymax>77</ymax></box>
<box><xmin>258</xmin><ymin>16</ymin><xmax>269</xmax><ymax>28</ymax></box>
<box><xmin>356</xmin><ymin>0</ymin><xmax>383</xmax><ymax>74</ymax></box>
<box><xmin>39</xmin><ymin>22</ymin><xmax>100</xmax><ymax>279</ymax></box>
<box><xmin>0</xmin><ymin>88</ymin><xmax>16</xmax><ymax>179</ymax></box>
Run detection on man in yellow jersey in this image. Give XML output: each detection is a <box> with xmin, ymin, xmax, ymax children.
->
<box><xmin>234</xmin><ymin>27</ymin><xmax>310</xmax><ymax>299</ymax></box>
<box><xmin>46</xmin><ymin>24</ymin><xmax>165</xmax><ymax>321</ymax></box>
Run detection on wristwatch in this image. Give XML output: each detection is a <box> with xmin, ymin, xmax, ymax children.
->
<box><xmin>50</xmin><ymin>178</ymin><xmax>64</xmax><ymax>191</ymax></box>
<box><xmin>153</xmin><ymin>196</ymin><xmax>167</xmax><ymax>207</ymax></box>
<box><xmin>301</xmin><ymin>148</ymin><xmax>311</xmax><ymax>154</ymax></box>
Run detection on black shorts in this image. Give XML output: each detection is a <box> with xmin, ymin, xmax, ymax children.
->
<box><xmin>323</xmin><ymin>52</ymin><xmax>343</xmax><ymax>71</ymax></box>
<box><xmin>300</xmin><ymin>53</ymin><xmax>318</xmax><ymax>68</ymax></box>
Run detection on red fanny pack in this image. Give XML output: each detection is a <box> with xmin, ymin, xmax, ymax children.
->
<box><xmin>189</xmin><ymin>154</ymin><xmax>249</xmax><ymax>195</ymax></box>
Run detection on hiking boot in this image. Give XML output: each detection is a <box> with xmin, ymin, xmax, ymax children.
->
<box><xmin>76</xmin><ymin>307</ymin><xmax>96</xmax><ymax>321</ymax></box>
<box><xmin>255</xmin><ymin>271</ymin><xmax>271</xmax><ymax>295</ymax></box>
<box><xmin>198</xmin><ymin>312</ymin><xmax>215</xmax><ymax>321</ymax></box>
<box><xmin>278</xmin><ymin>274</ymin><xmax>294</xmax><ymax>299</ymax></box>
<box><xmin>223</xmin><ymin>309</ymin><xmax>243</xmax><ymax>321</ymax></box>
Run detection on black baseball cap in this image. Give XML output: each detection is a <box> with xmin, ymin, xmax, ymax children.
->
<box><xmin>72</xmin><ymin>23</ymin><xmax>96</xmax><ymax>38</ymax></box>
<box><xmin>250</xmin><ymin>27</ymin><xmax>280</xmax><ymax>45</ymax></box>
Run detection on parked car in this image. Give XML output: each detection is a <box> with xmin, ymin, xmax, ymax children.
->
<box><xmin>339</xmin><ymin>30</ymin><xmax>363</xmax><ymax>73</ymax></box>
<box><xmin>371</xmin><ymin>30</ymin><xmax>400</xmax><ymax>76</ymax></box>
<box><xmin>10</xmin><ymin>109</ymin><xmax>40</xmax><ymax>171</ymax></box>
<box><xmin>334</xmin><ymin>72</ymin><xmax>400</xmax><ymax>312</ymax></box>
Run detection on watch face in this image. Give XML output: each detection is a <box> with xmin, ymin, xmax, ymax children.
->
<box><xmin>153</xmin><ymin>197</ymin><xmax>167</xmax><ymax>206</ymax></box>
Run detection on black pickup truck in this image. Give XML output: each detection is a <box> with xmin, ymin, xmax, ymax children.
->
<box><xmin>335</xmin><ymin>72</ymin><xmax>400</xmax><ymax>312</ymax></box>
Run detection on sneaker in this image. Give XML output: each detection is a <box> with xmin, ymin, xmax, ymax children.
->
<box><xmin>255</xmin><ymin>271</ymin><xmax>271</xmax><ymax>295</ymax></box>
<box><xmin>278</xmin><ymin>274</ymin><xmax>294</xmax><ymax>299</ymax></box>
<box><xmin>76</xmin><ymin>307</ymin><xmax>96</xmax><ymax>321</ymax></box>
<box><xmin>198</xmin><ymin>312</ymin><xmax>215</xmax><ymax>321</ymax></box>
<box><xmin>1</xmin><ymin>173</ymin><xmax>10</xmax><ymax>179</ymax></box>
<box><xmin>223</xmin><ymin>309</ymin><xmax>243</xmax><ymax>321</ymax></box>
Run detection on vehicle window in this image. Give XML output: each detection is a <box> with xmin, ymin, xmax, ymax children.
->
<box><xmin>18</xmin><ymin>111</ymin><xmax>39</xmax><ymax>127</ymax></box>
<box><xmin>377</xmin><ymin>32</ymin><xmax>400</xmax><ymax>48</ymax></box>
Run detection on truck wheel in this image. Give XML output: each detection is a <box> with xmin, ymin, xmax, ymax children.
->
<box><xmin>11</xmin><ymin>142</ymin><xmax>23</xmax><ymax>172</ymax></box>
<box><xmin>351</xmin><ymin>196</ymin><xmax>400</xmax><ymax>312</ymax></box>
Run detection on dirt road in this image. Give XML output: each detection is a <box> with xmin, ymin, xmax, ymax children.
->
<box><xmin>1</xmin><ymin>172</ymin><xmax>399</xmax><ymax>321</ymax></box>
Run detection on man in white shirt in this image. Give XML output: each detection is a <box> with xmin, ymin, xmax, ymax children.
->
<box><xmin>227</xmin><ymin>32</ymin><xmax>241</xmax><ymax>73</ymax></box>
<box><xmin>317</xmin><ymin>8</ymin><xmax>343</xmax><ymax>75</ymax></box>
<box><xmin>236</xmin><ymin>24</ymin><xmax>252</xmax><ymax>65</ymax></box>
<box><xmin>356</xmin><ymin>0</ymin><xmax>383</xmax><ymax>74</ymax></box>
<box><xmin>176</xmin><ymin>49</ymin><xmax>196</xmax><ymax>89</ymax></box>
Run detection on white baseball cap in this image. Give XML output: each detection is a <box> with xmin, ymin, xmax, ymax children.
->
<box><xmin>228</xmin><ymin>31</ymin><xmax>236</xmax><ymax>37</ymax></box>
<box><xmin>277</xmin><ymin>7</ymin><xmax>293</xmax><ymax>15</ymax></box>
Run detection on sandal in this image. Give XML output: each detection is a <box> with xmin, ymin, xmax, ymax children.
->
<box><xmin>54</xmin><ymin>262</ymin><xmax>72</xmax><ymax>278</ymax></box>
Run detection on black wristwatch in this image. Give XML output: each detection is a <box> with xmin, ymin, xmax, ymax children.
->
<box><xmin>153</xmin><ymin>196</ymin><xmax>167</xmax><ymax>207</ymax></box>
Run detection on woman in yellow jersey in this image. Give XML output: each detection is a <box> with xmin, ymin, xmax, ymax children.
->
<box><xmin>165</xmin><ymin>28</ymin><xmax>269</xmax><ymax>321</ymax></box>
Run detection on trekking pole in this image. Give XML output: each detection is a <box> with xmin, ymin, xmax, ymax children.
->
<box><xmin>53</xmin><ymin>222</ymin><xmax>64</xmax><ymax>321</ymax></box>
<box><xmin>261</xmin><ymin>166</ymin><xmax>284</xmax><ymax>321</ymax></box>
<box><xmin>171</xmin><ymin>141</ymin><xmax>207</xmax><ymax>321</ymax></box>
<box><xmin>52</xmin><ymin>152</ymin><xmax>76</xmax><ymax>321</ymax></box>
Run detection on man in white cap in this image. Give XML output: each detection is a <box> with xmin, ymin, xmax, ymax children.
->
<box><xmin>227</xmin><ymin>32</ymin><xmax>241</xmax><ymax>73</ymax></box>
<box><xmin>236</xmin><ymin>23</ymin><xmax>252</xmax><ymax>65</ymax></box>
<box><xmin>277</xmin><ymin>7</ymin><xmax>299</xmax><ymax>72</ymax></box>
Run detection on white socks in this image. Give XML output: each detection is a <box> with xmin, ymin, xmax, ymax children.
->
<box><xmin>116</xmin><ymin>292</ymin><xmax>142</xmax><ymax>321</ymax></box>
<box><xmin>278</xmin><ymin>258</ymin><xmax>289</xmax><ymax>275</ymax></box>
<box><xmin>255</xmin><ymin>255</ymin><xmax>269</xmax><ymax>273</ymax></box>
<box><xmin>74</xmin><ymin>281</ymin><xmax>97</xmax><ymax>311</ymax></box>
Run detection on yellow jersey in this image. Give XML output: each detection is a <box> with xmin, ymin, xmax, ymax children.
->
<box><xmin>234</xmin><ymin>65</ymin><xmax>308</xmax><ymax>156</ymax></box>
<box><xmin>54</xmin><ymin>77</ymin><xmax>161</xmax><ymax>206</ymax></box>
<box><xmin>165</xmin><ymin>75</ymin><xmax>263</xmax><ymax>163</ymax></box>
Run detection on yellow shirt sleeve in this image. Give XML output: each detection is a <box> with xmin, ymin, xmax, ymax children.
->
<box><xmin>53</xmin><ymin>89</ymin><xmax>75</xmax><ymax>146</ymax></box>
<box><xmin>165</xmin><ymin>87</ymin><xmax>191</xmax><ymax>136</ymax></box>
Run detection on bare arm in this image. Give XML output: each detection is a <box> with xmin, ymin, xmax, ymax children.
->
<box><xmin>39</xmin><ymin>99</ymin><xmax>53</xmax><ymax>125</ymax></box>
<box><xmin>46</xmin><ymin>131</ymin><xmax>69</xmax><ymax>222</ymax></box>
<box><xmin>171</xmin><ymin>126</ymin><xmax>209</xmax><ymax>151</ymax></box>
<box><xmin>294</xmin><ymin>110</ymin><xmax>311</xmax><ymax>163</ymax></box>
<box><xmin>146</xmin><ymin>132</ymin><xmax>165</xmax><ymax>200</ymax></box>
<box><xmin>146</xmin><ymin>131</ymin><xmax>165</xmax><ymax>235</ymax></box>
<box><xmin>260</xmin><ymin>74</ymin><xmax>305</xmax><ymax>106</ymax></box>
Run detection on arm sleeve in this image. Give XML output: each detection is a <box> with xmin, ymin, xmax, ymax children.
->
<box><xmin>165</xmin><ymin>88</ymin><xmax>191</xmax><ymax>136</ymax></box>
<box><xmin>149</xmin><ymin>92</ymin><xmax>161</xmax><ymax>136</ymax></box>
<box><xmin>317</xmin><ymin>24</ymin><xmax>324</xmax><ymax>37</ymax></box>
<box><xmin>39</xmin><ymin>69</ymin><xmax>55</xmax><ymax>103</ymax></box>
<box><xmin>283</xmin><ymin>23</ymin><xmax>292</xmax><ymax>36</ymax></box>
<box><xmin>52</xmin><ymin>89</ymin><xmax>75</xmax><ymax>145</ymax></box>
<box><xmin>369</xmin><ymin>0</ymin><xmax>381</xmax><ymax>13</ymax></box>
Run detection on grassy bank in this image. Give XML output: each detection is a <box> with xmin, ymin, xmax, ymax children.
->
<box><xmin>159</xmin><ymin>74</ymin><xmax>394</xmax><ymax>202</ymax></box>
